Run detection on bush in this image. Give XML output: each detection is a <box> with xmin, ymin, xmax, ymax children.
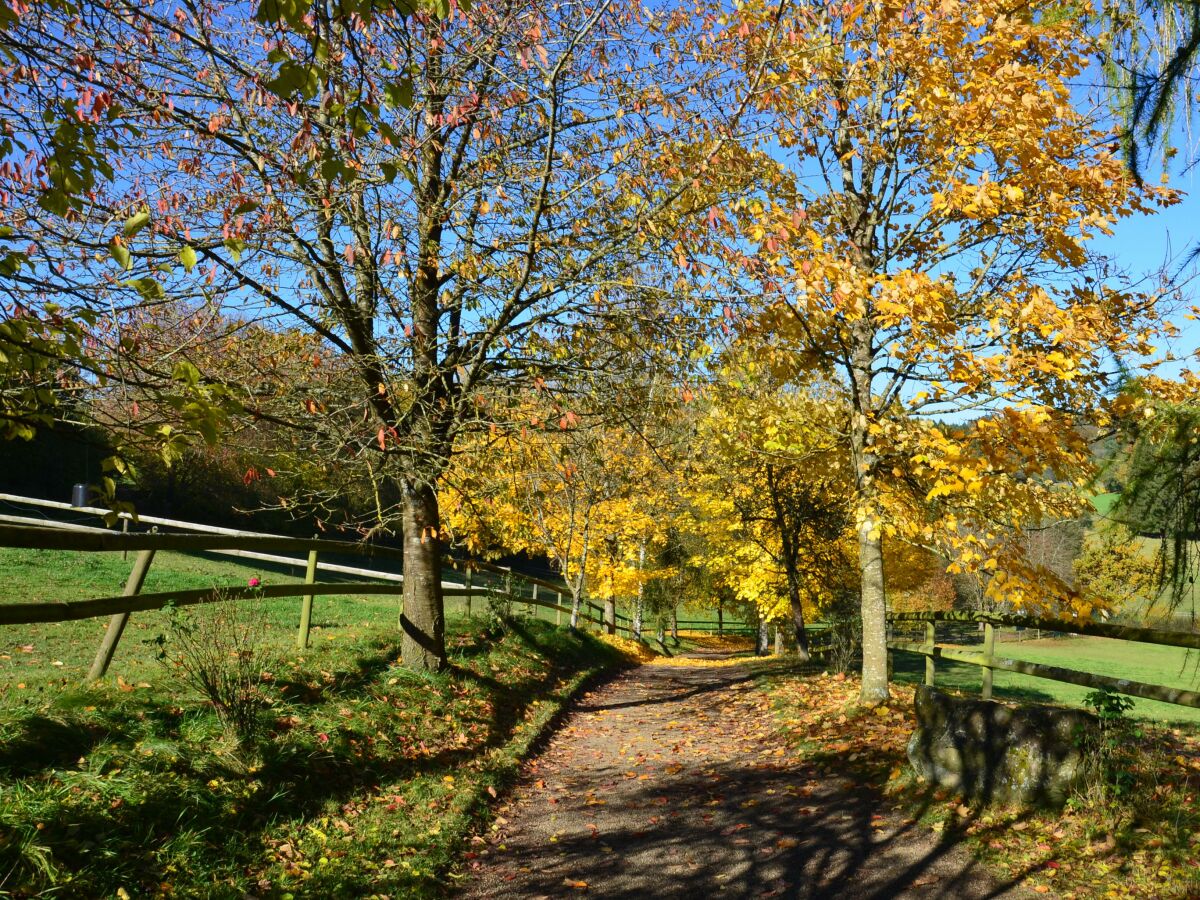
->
<box><xmin>825</xmin><ymin>591</ymin><xmax>861</xmax><ymax>674</ymax></box>
<box><xmin>157</xmin><ymin>590</ymin><xmax>281</xmax><ymax>751</ymax></box>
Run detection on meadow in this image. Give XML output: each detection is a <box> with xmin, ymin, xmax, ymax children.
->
<box><xmin>892</xmin><ymin>633</ymin><xmax>1200</xmax><ymax>724</ymax></box>
<box><xmin>0</xmin><ymin>547</ymin><xmax>627</xmax><ymax>897</ymax></box>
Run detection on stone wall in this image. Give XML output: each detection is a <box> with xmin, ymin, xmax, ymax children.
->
<box><xmin>906</xmin><ymin>685</ymin><xmax>1098</xmax><ymax>807</ymax></box>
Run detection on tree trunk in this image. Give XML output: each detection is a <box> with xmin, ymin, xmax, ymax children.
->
<box><xmin>767</xmin><ymin>461</ymin><xmax>811</xmax><ymax>661</ymax></box>
<box><xmin>849</xmin><ymin>316</ymin><xmax>889</xmax><ymax>705</ymax></box>
<box><xmin>757</xmin><ymin>616</ymin><xmax>770</xmax><ymax>656</ymax></box>
<box><xmin>670</xmin><ymin>606</ymin><xmax>679</xmax><ymax>645</ymax></box>
<box><xmin>632</xmin><ymin>543</ymin><xmax>645</xmax><ymax>640</ymax></box>
<box><xmin>400</xmin><ymin>480</ymin><xmax>446</xmax><ymax>672</ymax></box>
<box><xmin>603</xmin><ymin>598</ymin><xmax>616</xmax><ymax>635</ymax></box>
<box><xmin>858</xmin><ymin>516</ymin><xmax>889</xmax><ymax>704</ymax></box>
<box><xmin>773</xmin><ymin>625</ymin><xmax>782</xmax><ymax>655</ymax></box>
<box><xmin>717</xmin><ymin>601</ymin><xmax>723</xmax><ymax>636</ymax></box>
<box><xmin>789</xmin><ymin>592</ymin><xmax>811</xmax><ymax>661</ymax></box>
<box><xmin>569</xmin><ymin>587</ymin><xmax>582</xmax><ymax>629</ymax></box>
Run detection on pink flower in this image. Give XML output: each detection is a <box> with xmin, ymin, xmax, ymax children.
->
<box><xmin>248</xmin><ymin>577</ymin><xmax>261</xmax><ymax>588</ymax></box>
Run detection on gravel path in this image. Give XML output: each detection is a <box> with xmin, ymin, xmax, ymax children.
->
<box><xmin>460</xmin><ymin>658</ymin><xmax>1037</xmax><ymax>899</ymax></box>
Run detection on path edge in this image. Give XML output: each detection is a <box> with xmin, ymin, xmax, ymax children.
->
<box><xmin>441</xmin><ymin>650</ymin><xmax>638</xmax><ymax>894</ymax></box>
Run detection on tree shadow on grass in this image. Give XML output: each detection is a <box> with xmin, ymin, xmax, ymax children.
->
<box><xmin>0</xmin><ymin>619</ymin><xmax>617</xmax><ymax>896</ymax></box>
<box><xmin>0</xmin><ymin>714</ymin><xmax>119</xmax><ymax>777</ymax></box>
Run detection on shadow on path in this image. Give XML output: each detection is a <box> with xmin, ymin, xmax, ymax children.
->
<box><xmin>460</xmin><ymin>659</ymin><xmax>1039</xmax><ymax>899</ymax></box>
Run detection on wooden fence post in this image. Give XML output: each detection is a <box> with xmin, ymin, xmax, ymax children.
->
<box><xmin>296</xmin><ymin>548</ymin><xmax>319</xmax><ymax>649</ymax></box>
<box><xmin>982</xmin><ymin>621</ymin><xmax>996</xmax><ymax>700</ymax></box>
<box><xmin>87</xmin><ymin>549</ymin><xmax>155</xmax><ymax>681</ymax></box>
<box><xmin>925</xmin><ymin>619</ymin><xmax>936</xmax><ymax>687</ymax></box>
<box><xmin>465</xmin><ymin>568</ymin><xmax>473</xmax><ymax>618</ymax></box>
<box><xmin>530</xmin><ymin>582</ymin><xmax>538</xmax><ymax>619</ymax></box>
<box><xmin>555</xmin><ymin>591</ymin><xmax>562</xmax><ymax>626</ymax></box>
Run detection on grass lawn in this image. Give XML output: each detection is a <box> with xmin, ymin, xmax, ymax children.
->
<box><xmin>892</xmin><ymin>634</ymin><xmax>1200</xmax><ymax>724</ymax></box>
<box><xmin>1088</xmin><ymin>492</ymin><xmax>1120</xmax><ymax>516</ymax></box>
<box><xmin>0</xmin><ymin>548</ymin><xmax>628</xmax><ymax>897</ymax></box>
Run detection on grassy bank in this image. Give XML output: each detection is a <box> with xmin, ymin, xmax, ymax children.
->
<box><xmin>0</xmin><ymin>548</ymin><xmax>627</xmax><ymax>897</ymax></box>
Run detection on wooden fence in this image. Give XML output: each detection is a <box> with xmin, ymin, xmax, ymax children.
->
<box><xmin>887</xmin><ymin>610</ymin><xmax>1200</xmax><ymax>710</ymax></box>
<box><xmin>0</xmin><ymin>494</ymin><xmax>757</xmax><ymax>679</ymax></box>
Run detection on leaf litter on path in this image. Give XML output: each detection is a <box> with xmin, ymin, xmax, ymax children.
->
<box><xmin>460</xmin><ymin>657</ymin><xmax>1033</xmax><ymax>898</ymax></box>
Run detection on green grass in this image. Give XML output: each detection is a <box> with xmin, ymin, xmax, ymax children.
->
<box><xmin>893</xmin><ymin>634</ymin><xmax>1200</xmax><ymax>724</ymax></box>
<box><xmin>0</xmin><ymin>548</ymin><xmax>626</xmax><ymax>897</ymax></box>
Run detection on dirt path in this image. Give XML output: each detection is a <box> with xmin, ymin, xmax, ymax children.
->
<box><xmin>460</xmin><ymin>657</ymin><xmax>1036</xmax><ymax>899</ymax></box>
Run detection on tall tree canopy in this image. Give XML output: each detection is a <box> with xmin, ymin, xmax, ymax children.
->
<box><xmin>0</xmin><ymin>0</ymin><xmax>749</xmax><ymax>669</ymax></box>
<box><xmin>711</xmin><ymin>0</ymin><xmax>1176</xmax><ymax>702</ymax></box>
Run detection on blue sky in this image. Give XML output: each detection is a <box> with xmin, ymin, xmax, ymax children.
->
<box><xmin>1095</xmin><ymin>164</ymin><xmax>1200</xmax><ymax>377</ymax></box>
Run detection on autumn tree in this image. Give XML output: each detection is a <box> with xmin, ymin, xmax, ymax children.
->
<box><xmin>1102</xmin><ymin>381</ymin><xmax>1200</xmax><ymax>613</ymax></box>
<box><xmin>442</xmin><ymin>396</ymin><xmax>679</xmax><ymax>631</ymax></box>
<box><xmin>1074</xmin><ymin>522</ymin><xmax>1160</xmax><ymax>620</ymax></box>
<box><xmin>719</xmin><ymin>0</ymin><xmax>1177</xmax><ymax>702</ymax></box>
<box><xmin>0</xmin><ymin>1</ymin><xmax>758</xmax><ymax>669</ymax></box>
<box><xmin>687</xmin><ymin>369</ymin><xmax>855</xmax><ymax>659</ymax></box>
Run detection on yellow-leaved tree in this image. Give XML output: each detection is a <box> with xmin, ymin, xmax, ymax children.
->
<box><xmin>441</xmin><ymin>402</ymin><xmax>677</xmax><ymax>632</ymax></box>
<box><xmin>715</xmin><ymin>0</ymin><xmax>1177</xmax><ymax>702</ymax></box>
<box><xmin>686</xmin><ymin>366</ymin><xmax>856</xmax><ymax>658</ymax></box>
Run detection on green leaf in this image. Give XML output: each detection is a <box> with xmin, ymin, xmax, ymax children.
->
<box><xmin>109</xmin><ymin>239</ymin><xmax>132</xmax><ymax>271</ymax></box>
<box><xmin>0</xmin><ymin>252</ymin><xmax>26</xmax><ymax>276</ymax></box>
<box><xmin>180</xmin><ymin>245</ymin><xmax>198</xmax><ymax>272</ymax></box>
<box><xmin>383</xmin><ymin>78</ymin><xmax>413</xmax><ymax>110</ymax></box>
<box><xmin>254</xmin><ymin>0</ymin><xmax>307</xmax><ymax>29</ymax></box>
<box><xmin>123</xmin><ymin>208</ymin><xmax>151</xmax><ymax>237</ymax></box>
<box><xmin>320</xmin><ymin>158</ymin><xmax>344</xmax><ymax>184</ymax></box>
<box><xmin>172</xmin><ymin>360</ymin><xmax>201</xmax><ymax>387</ymax></box>
<box><xmin>223</xmin><ymin>237</ymin><xmax>246</xmax><ymax>262</ymax></box>
<box><xmin>123</xmin><ymin>277</ymin><xmax>166</xmax><ymax>301</ymax></box>
<box><xmin>232</xmin><ymin>200</ymin><xmax>260</xmax><ymax>216</ymax></box>
<box><xmin>264</xmin><ymin>61</ymin><xmax>320</xmax><ymax>100</ymax></box>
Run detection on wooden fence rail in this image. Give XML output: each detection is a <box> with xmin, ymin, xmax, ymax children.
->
<box><xmin>0</xmin><ymin>517</ymin><xmax>746</xmax><ymax>679</ymax></box>
<box><xmin>0</xmin><ymin>493</ymin><xmax>773</xmax><ymax>679</ymax></box>
<box><xmin>0</xmin><ymin>515</ymin><xmax>605</xmax><ymax>677</ymax></box>
<box><xmin>887</xmin><ymin>610</ymin><xmax>1200</xmax><ymax>710</ymax></box>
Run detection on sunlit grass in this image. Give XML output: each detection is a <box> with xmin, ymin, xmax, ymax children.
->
<box><xmin>0</xmin><ymin>548</ymin><xmax>624</xmax><ymax>897</ymax></box>
<box><xmin>893</xmin><ymin>634</ymin><xmax>1200</xmax><ymax>724</ymax></box>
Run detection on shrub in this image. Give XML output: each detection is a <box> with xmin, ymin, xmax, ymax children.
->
<box><xmin>825</xmin><ymin>591</ymin><xmax>861</xmax><ymax>674</ymax></box>
<box><xmin>157</xmin><ymin>590</ymin><xmax>281</xmax><ymax>751</ymax></box>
